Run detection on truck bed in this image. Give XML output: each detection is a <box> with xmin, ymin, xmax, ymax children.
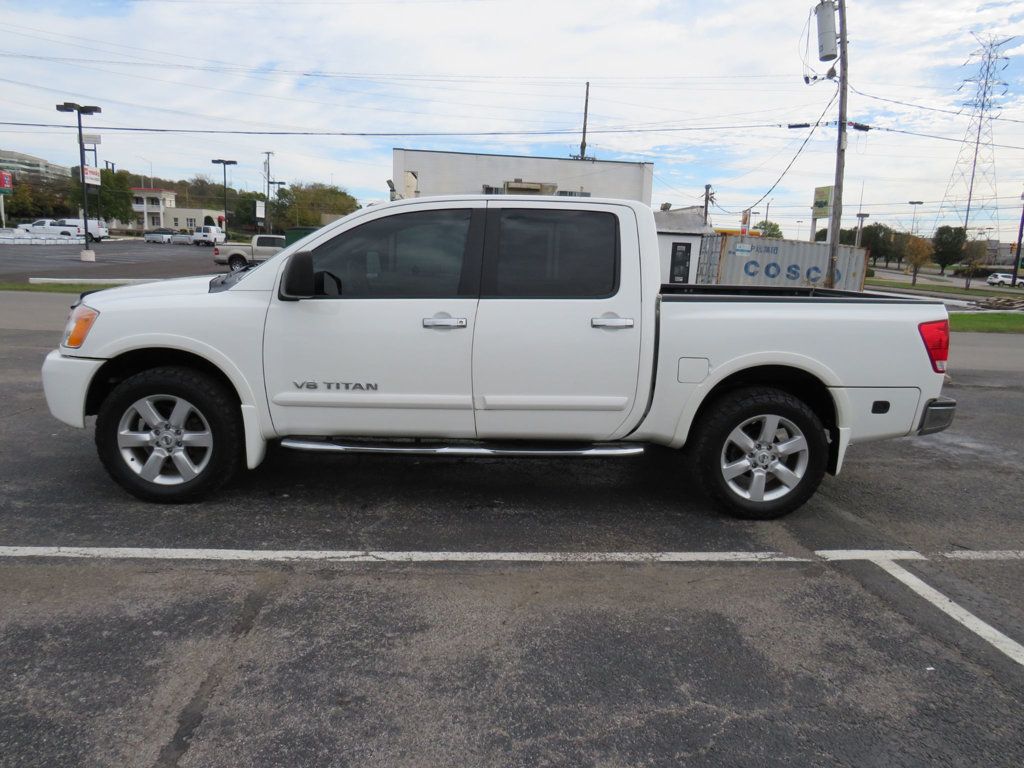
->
<box><xmin>659</xmin><ymin>284</ymin><xmax>943</xmax><ymax>304</ymax></box>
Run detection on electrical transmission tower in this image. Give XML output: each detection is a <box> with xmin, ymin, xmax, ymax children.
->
<box><xmin>934</xmin><ymin>34</ymin><xmax>1012</xmax><ymax>244</ymax></box>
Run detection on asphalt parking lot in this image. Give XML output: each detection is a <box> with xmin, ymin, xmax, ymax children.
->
<box><xmin>0</xmin><ymin>240</ymin><xmax>224</xmax><ymax>282</ymax></box>
<box><xmin>1</xmin><ymin>292</ymin><xmax>1023</xmax><ymax>767</ymax></box>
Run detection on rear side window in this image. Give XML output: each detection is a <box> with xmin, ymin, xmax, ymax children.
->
<box><xmin>486</xmin><ymin>209</ymin><xmax>618</xmax><ymax>298</ymax></box>
<box><xmin>310</xmin><ymin>209</ymin><xmax>474</xmax><ymax>298</ymax></box>
<box><xmin>255</xmin><ymin>236</ymin><xmax>282</xmax><ymax>247</ymax></box>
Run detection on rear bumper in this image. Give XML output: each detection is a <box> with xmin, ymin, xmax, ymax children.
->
<box><xmin>918</xmin><ymin>396</ymin><xmax>956</xmax><ymax>435</ymax></box>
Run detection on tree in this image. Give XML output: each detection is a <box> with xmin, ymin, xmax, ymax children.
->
<box><xmin>904</xmin><ymin>236</ymin><xmax>933</xmax><ymax>286</ymax></box>
<box><xmin>860</xmin><ymin>223</ymin><xmax>894</xmax><ymax>266</ymax></box>
<box><xmin>932</xmin><ymin>225</ymin><xmax>966</xmax><ymax>275</ymax></box>
<box><xmin>814</xmin><ymin>227</ymin><xmax>855</xmax><ymax>245</ymax></box>
<box><xmin>962</xmin><ymin>240</ymin><xmax>987</xmax><ymax>289</ymax></box>
<box><xmin>891</xmin><ymin>231</ymin><xmax>912</xmax><ymax>271</ymax></box>
<box><xmin>755</xmin><ymin>220</ymin><xmax>783</xmax><ymax>238</ymax></box>
<box><xmin>271</xmin><ymin>182</ymin><xmax>359</xmax><ymax>229</ymax></box>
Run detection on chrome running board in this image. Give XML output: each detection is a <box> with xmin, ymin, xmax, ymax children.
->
<box><xmin>280</xmin><ymin>438</ymin><xmax>645</xmax><ymax>458</ymax></box>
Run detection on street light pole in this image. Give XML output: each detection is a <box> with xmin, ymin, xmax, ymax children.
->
<box><xmin>908</xmin><ymin>200</ymin><xmax>923</xmax><ymax>236</ymax></box>
<box><xmin>56</xmin><ymin>102</ymin><xmax>101</xmax><ymax>261</ymax></box>
<box><xmin>211</xmin><ymin>159</ymin><xmax>237</xmax><ymax>235</ymax></box>
<box><xmin>855</xmin><ymin>212</ymin><xmax>869</xmax><ymax>248</ymax></box>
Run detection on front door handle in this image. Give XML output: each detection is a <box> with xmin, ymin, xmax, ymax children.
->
<box><xmin>423</xmin><ymin>317</ymin><xmax>468</xmax><ymax>328</ymax></box>
<box><xmin>591</xmin><ymin>317</ymin><xmax>634</xmax><ymax>328</ymax></box>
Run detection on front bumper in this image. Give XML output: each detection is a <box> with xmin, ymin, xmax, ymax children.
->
<box><xmin>41</xmin><ymin>350</ymin><xmax>105</xmax><ymax>428</ymax></box>
<box><xmin>918</xmin><ymin>396</ymin><xmax>956</xmax><ymax>435</ymax></box>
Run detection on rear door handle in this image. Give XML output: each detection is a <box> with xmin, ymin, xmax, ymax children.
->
<box><xmin>423</xmin><ymin>317</ymin><xmax>468</xmax><ymax>328</ymax></box>
<box><xmin>591</xmin><ymin>317</ymin><xmax>634</xmax><ymax>328</ymax></box>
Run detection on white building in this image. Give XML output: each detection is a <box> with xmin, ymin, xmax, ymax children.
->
<box><xmin>123</xmin><ymin>187</ymin><xmax>221</xmax><ymax>231</ymax></box>
<box><xmin>392</xmin><ymin>148</ymin><xmax>654</xmax><ymax>204</ymax></box>
<box><xmin>654</xmin><ymin>206</ymin><xmax>714</xmax><ymax>284</ymax></box>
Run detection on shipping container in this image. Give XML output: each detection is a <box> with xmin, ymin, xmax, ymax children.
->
<box><xmin>695</xmin><ymin>234</ymin><xmax>867</xmax><ymax>291</ymax></box>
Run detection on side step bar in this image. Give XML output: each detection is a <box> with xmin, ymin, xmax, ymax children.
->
<box><xmin>280</xmin><ymin>438</ymin><xmax>645</xmax><ymax>458</ymax></box>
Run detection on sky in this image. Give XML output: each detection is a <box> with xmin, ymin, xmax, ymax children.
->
<box><xmin>2</xmin><ymin>0</ymin><xmax>1024</xmax><ymax>239</ymax></box>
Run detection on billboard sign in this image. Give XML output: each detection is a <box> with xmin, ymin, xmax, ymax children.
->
<box><xmin>82</xmin><ymin>133</ymin><xmax>101</xmax><ymax>145</ymax></box>
<box><xmin>812</xmin><ymin>185</ymin><xmax>833</xmax><ymax>217</ymax></box>
<box><xmin>83</xmin><ymin>166</ymin><xmax>101</xmax><ymax>186</ymax></box>
<box><xmin>254</xmin><ymin>200</ymin><xmax>266</xmax><ymax>219</ymax></box>
<box><xmin>0</xmin><ymin>170</ymin><xmax>12</xmax><ymax>196</ymax></box>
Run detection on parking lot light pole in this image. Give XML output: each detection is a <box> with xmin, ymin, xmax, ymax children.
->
<box><xmin>211</xmin><ymin>159</ymin><xmax>237</xmax><ymax>235</ymax></box>
<box><xmin>908</xmin><ymin>200</ymin><xmax>923</xmax><ymax>236</ymax></box>
<box><xmin>56</xmin><ymin>102</ymin><xmax>101</xmax><ymax>261</ymax></box>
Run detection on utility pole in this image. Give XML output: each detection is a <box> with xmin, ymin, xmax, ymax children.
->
<box><xmin>262</xmin><ymin>151</ymin><xmax>274</xmax><ymax>233</ymax></box>
<box><xmin>1012</xmin><ymin>190</ymin><xmax>1024</xmax><ymax>288</ymax></box>
<box><xmin>825</xmin><ymin>0</ymin><xmax>848</xmax><ymax>288</ymax></box>
<box><xmin>703</xmin><ymin>184</ymin><xmax>712</xmax><ymax>224</ymax></box>
<box><xmin>579</xmin><ymin>81</ymin><xmax>590</xmax><ymax>161</ymax></box>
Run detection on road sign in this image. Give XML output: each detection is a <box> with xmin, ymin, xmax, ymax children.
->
<box><xmin>83</xmin><ymin>166</ymin><xmax>101</xmax><ymax>186</ymax></box>
<box><xmin>0</xmin><ymin>170</ymin><xmax>11</xmax><ymax>196</ymax></box>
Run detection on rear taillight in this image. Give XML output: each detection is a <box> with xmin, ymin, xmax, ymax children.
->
<box><xmin>213</xmin><ymin>247</ymin><xmax>220</xmax><ymax>256</ymax></box>
<box><xmin>919</xmin><ymin>319</ymin><xmax>949</xmax><ymax>373</ymax></box>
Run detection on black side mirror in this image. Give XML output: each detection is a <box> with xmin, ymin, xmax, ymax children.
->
<box><xmin>280</xmin><ymin>251</ymin><xmax>315</xmax><ymax>300</ymax></box>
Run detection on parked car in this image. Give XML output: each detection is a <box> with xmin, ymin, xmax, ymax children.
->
<box><xmin>213</xmin><ymin>235</ymin><xmax>286</xmax><ymax>271</ymax></box>
<box><xmin>56</xmin><ymin>218</ymin><xmax>109</xmax><ymax>242</ymax></box>
<box><xmin>170</xmin><ymin>232</ymin><xmax>193</xmax><ymax>245</ymax></box>
<box><xmin>18</xmin><ymin>219</ymin><xmax>75</xmax><ymax>237</ymax></box>
<box><xmin>191</xmin><ymin>225</ymin><xmax>226</xmax><ymax>246</ymax></box>
<box><xmin>41</xmin><ymin>196</ymin><xmax>955</xmax><ymax>519</ymax></box>
<box><xmin>986</xmin><ymin>273</ymin><xmax>1021</xmax><ymax>287</ymax></box>
<box><xmin>144</xmin><ymin>228</ymin><xmax>176</xmax><ymax>244</ymax></box>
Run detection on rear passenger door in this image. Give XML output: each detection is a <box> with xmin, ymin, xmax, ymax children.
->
<box><xmin>472</xmin><ymin>203</ymin><xmax>643</xmax><ymax>440</ymax></box>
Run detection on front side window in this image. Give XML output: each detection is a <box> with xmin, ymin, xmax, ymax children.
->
<box><xmin>487</xmin><ymin>209</ymin><xmax>618</xmax><ymax>298</ymax></box>
<box><xmin>310</xmin><ymin>209</ymin><xmax>473</xmax><ymax>298</ymax></box>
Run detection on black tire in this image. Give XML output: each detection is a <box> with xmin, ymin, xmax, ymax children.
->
<box><xmin>689</xmin><ymin>386</ymin><xmax>828</xmax><ymax>520</ymax></box>
<box><xmin>228</xmin><ymin>255</ymin><xmax>247</xmax><ymax>271</ymax></box>
<box><xmin>95</xmin><ymin>366</ymin><xmax>244</xmax><ymax>503</ymax></box>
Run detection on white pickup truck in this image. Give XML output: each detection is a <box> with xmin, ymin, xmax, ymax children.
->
<box><xmin>213</xmin><ymin>234</ymin><xmax>286</xmax><ymax>272</ymax></box>
<box><xmin>41</xmin><ymin>196</ymin><xmax>955</xmax><ymax>518</ymax></box>
<box><xmin>18</xmin><ymin>218</ymin><xmax>108</xmax><ymax>241</ymax></box>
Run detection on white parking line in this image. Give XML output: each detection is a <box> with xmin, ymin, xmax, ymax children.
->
<box><xmin>0</xmin><ymin>546</ymin><xmax>811</xmax><ymax>564</ymax></box>
<box><xmin>944</xmin><ymin>550</ymin><xmax>1024</xmax><ymax>560</ymax></box>
<box><xmin>871</xmin><ymin>558</ymin><xmax>1024</xmax><ymax>667</ymax></box>
<box><xmin>815</xmin><ymin>549</ymin><xmax>926</xmax><ymax>561</ymax></box>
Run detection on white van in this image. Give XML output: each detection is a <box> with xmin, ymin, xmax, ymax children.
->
<box><xmin>191</xmin><ymin>225</ymin><xmax>226</xmax><ymax>246</ymax></box>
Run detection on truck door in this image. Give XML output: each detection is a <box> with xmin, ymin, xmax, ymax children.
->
<box><xmin>263</xmin><ymin>203</ymin><xmax>485</xmax><ymax>438</ymax></box>
<box><xmin>472</xmin><ymin>203</ymin><xmax>643</xmax><ymax>440</ymax></box>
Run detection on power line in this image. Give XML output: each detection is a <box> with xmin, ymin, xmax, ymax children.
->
<box><xmin>850</xmin><ymin>84</ymin><xmax>1024</xmax><ymax>124</ymax></box>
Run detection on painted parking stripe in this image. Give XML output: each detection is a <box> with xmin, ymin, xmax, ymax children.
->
<box><xmin>0</xmin><ymin>546</ymin><xmax>811</xmax><ymax>564</ymax></box>
<box><xmin>943</xmin><ymin>550</ymin><xmax>1024</xmax><ymax>561</ymax></box>
<box><xmin>816</xmin><ymin>548</ymin><xmax>1024</xmax><ymax>668</ymax></box>
<box><xmin>871</xmin><ymin>558</ymin><xmax>1024</xmax><ymax>667</ymax></box>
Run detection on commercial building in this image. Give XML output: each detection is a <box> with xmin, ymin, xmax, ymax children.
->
<box><xmin>0</xmin><ymin>149</ymin><xmax>72</xmax><ymax>184</ymax></box>
<box><xmin>654</xmin><ymin>205</ymin><xmax>715</xmax><ymax>284</ymax></box>
<box><xmin>392</xmin><ymin>148</ymin><xmax>654</xmax><ymax>204</ymax></box>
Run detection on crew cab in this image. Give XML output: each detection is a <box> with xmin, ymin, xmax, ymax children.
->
<box><xmin>41</xmin><ymin>196</ymin><xmax>956</xmax><ymax>519</ymax></box>
<box><xmin>18</xmin><ymin>218</ymin><xmax>108</xmax><ymax>240</ymax></box>
<box><xmin>213</xmin><ymin>234</ymin><xmax>286</xmax><ymax>271</ymax></box>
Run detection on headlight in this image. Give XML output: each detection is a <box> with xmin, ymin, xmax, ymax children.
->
<box><xmin>62</xmin><ymin>304</ymin><xmax>100</xmax><ymax>348</ymax></box>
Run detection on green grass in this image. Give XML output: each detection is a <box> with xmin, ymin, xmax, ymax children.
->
<box><xmin>949</xmin><ymin>312</ymin><xmax>1024</xmax><ymax>334</ymax></box>
<box><xmin>0</xmin><ymin>281</ymin><xmax>124</xmax><ymax>294</ymax></box>
<box><xmin>865</xmin><ymin>278</ymin><xmax>1022</xmax><ymax>299</ymax></box>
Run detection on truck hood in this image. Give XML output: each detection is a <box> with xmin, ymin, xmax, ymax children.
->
<box><xmin>81</xmin><ymin>275</ymin><xmax>220</xmax><ymax>306</ymax></box>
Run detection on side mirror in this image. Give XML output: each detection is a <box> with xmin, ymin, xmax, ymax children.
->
<box><xmin>280</xmin><ymin>251</ymin><xmax>315</xmax><ymax>300</ymax></box>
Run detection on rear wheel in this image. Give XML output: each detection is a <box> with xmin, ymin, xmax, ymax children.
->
<box><xmin>95</xmin><ymin>366</ymin><xmax>244</xmax><ymax>502</ymax></box>
<box><xmin>690</xmin><ymin>387</ymin><xmax>828</xmax><ymax>519</ymax></box>
<box><xmin>228</xmin><ymin>255</ymin><xmax>248</xmax><ymax>271</ymax></box>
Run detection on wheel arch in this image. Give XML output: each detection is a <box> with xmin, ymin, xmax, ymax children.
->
<box><xmin>676</xmin><ymin>362</ymin><xmax>846</xmax><ymax>474</ymax></box>
<box><xmin>85</xmin><ymin>346</ymin><xmax>268</xmax><ymax>470</ymax></box>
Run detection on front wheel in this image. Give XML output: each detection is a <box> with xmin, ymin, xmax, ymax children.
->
<box><xmin>690</xmin><ymin>387</ymin><xmax>828</xmax><ymax>519</ymax></box>
<box><xmin>95</xmin><ymin>366</ymin><xmax>244</xmax><ymax>502</ymax></box>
